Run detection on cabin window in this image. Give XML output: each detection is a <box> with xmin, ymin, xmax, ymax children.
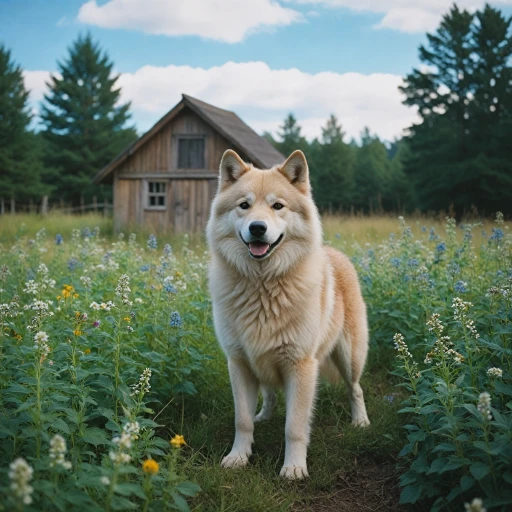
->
<box><xmin>177</xmin><ymin>137</ymin><xmax>205</xmax><ymax>169</ymax></box>
<box><xmin>146</xmin><ymin>181</ymin><xmax>167</xmax><ymax>209</ymax></box>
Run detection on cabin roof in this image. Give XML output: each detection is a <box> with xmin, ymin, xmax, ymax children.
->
<box><xmin>93</xmin><ymin>94</ymin><xmax>285</xmax><ymax>184</ymax></box>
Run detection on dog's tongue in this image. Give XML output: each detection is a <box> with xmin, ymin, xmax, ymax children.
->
<box><xmin>248</xmin><ymin>241</ymin><xmax>270</xmax><ymax>256</ymax></box>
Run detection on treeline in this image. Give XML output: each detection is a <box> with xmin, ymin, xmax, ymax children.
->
<box><xmin>268</xmin><ymin>3</ymin><xmax>512</xmax><ymax>215</ymax></box>
<box><xmin>0</xmin><ymin>3</ymin><xmax>511</xmax><ymax>215</ymax></box>
<box><xmin>0</xmin><ymin>34</ymin><xmax>137</xmax><ymax>207</ymax></box>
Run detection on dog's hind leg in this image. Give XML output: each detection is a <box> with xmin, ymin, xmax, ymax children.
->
<box><xmin>254</xmin><ymin>386</ymin><xmax>276</xmax><ymax>422</ymax></box>
<box><xmin>331</xmin><ymin>330</ymin><xmax>370</xmax><ymax>427</ymax></box>
<box><xmin>222</xmin><ymin>358</ymin><xmax>259</xmax><ymax>469</ymax></box>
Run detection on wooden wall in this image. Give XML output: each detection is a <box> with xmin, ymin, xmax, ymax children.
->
<box><xmin>112</xmin><ymin>107</ymin><xmax>247</xmax><ymax>232</ymax></box>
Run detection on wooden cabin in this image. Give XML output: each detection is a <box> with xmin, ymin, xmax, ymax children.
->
<box><xmin>93</xmin><ymin>94</ymin><xmax>285</xmax><ymax>232</ymax></box>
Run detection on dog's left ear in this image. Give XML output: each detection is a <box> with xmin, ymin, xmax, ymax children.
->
<box><xmin>219</xmin><ymin>150</ymin><xmax>249</xmax><ymax>191</ymax></box>
<box><xmin>278</xmin><ymin>150</ymin><xmax>310</xmax><ymax>194</ymax></box>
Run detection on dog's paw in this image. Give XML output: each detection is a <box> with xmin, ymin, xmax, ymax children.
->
<box><xmin>221</xmin><ymin>453</ymin><xmax>249</xmax><ymax>469</ymax></box>
<box><xmin>280</xmin><ymin>465</ymin><xmax>309</xmax><ymax>480</ymax></box>
<box><xmin>351</xmin><ymin>416</ymin><xmax>370</xmax><ymax>428</ymax></box>
<box><xmin>254</xmin><ymin>409</ymin><xmax>271</xmax><ymax>422</ymax></box>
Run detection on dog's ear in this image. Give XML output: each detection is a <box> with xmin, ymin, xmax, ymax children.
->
<box><xmin>219</xmin><ymin>150</ymin><xmax>249</xmax><ymax>190</ymax></box>
<box><xmin>278</xmin><ymin>150</ymin><xmax>310</xmax><ymax>194</ymax></box>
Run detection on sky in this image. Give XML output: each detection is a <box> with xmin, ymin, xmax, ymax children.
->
<box><xmin>2</xmin><ymin>0</ymin><xmax>512</xmax><ymax>142</ymax></box>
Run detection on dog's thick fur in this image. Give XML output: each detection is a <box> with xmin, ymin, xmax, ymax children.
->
<box><xmin>206</xmin><ymin>149</ymin><xmax>370</xmax><ymax>479</ymax></box>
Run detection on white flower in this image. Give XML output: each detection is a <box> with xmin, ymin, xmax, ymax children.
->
<box><xmin>135</xmin><ymin>298</ymin><xmax>143</xmax><ymax>304</ymax></box>
<box><xmin>49</xmin><ymin>434</ymin><xmax>72</xmax><ymax>470</ymax></box>
<box><xmin>34</xmin><ymin>331</ymin><xmax>49</xmax><ymax>343</ymax></box>
<box><xmin>393</xmin><ymin>333</ymin><xmax>412</xmax><ymax>359</ymax></box>
<box><xmin>130</xmin><ymin>368</ymin><xmax>152</xmax><ymax>398</ymax></box>
<box><xmin>487</xmin><ymin>367</ymin><xmax>503</xmax><ymax>378</ymax></box>
<box><xmin>100</xmin><ymin>476</ymin><xmax>110</xmax><ymax>485</ymax></box>
<box><xmin>8</xmin><ymin>457</ymin><xmax>34</xmax><ymax>505</ymax></box>
<box><xmin>465</xmin><ymin>497</ymin><xmax>487</xmax><ymax>512</ymax></box>
<box><xmin>477</xmin><ymin>392</ymin><xmax>492</xmax><ymax>421</ymax></box>
<box><xmin>90</xmin><ymin>301</ymin><xmax>100</xmax><ymax>311</ymax></box>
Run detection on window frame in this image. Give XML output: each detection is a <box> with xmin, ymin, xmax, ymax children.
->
<box><xmin>172</xmin><ymin>133</ymin><xmax>208</xmax><ymax>172</ymax></box>
<box><xmin>144</xmin><ymin>180</ymin><xmax>168</xmax><ymax>211</ymax></box>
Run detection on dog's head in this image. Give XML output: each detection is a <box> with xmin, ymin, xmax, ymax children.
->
<box><xmin>207</xmin><ymin>149</ymin><xmax>322</xmax><ymax>275</ymax></box>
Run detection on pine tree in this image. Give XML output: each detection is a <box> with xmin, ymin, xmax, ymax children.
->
<box><xmin>276</xmin><ymin>114</ymin><xmax>308</xmax><ymax>156</ymax></box>
<box><xmin>0</xmin><ymin>45</ymin><xmax>48</xmax><ymax>207</ymax></box>
<box><xmin>41</xmin><ymin>33</ymin><xmax>137</xmax><ymax>203</ymax></box>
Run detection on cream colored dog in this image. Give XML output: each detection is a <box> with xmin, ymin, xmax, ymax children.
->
<box><xmin>206</xmin><ymin>149</ymin><xmax>370</xmax><ymax>479</ymax></box>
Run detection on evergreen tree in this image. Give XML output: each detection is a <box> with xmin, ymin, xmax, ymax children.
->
<box><xmin>41</xmin><ymin>33</ymin><xmax>137</xmax><ymax>203</ymax></box>
<box><xmin>312</xmin><ymin>115</ymin><xmax>354</xmax><ymax>212</ymax></box>
<box><xmin>401</xmin><ymin>3</ymin><xmax>512</xmax><ymax>214</ymax></box>
<box><xmin>0</xmin><ymin>45</ymin><xmax>48</xmax><ymax>207</ymax></box>
<box><xmin>275</xmin><ymin>114</ymin><xmax>308</xmax><ymax>156</ymax></box>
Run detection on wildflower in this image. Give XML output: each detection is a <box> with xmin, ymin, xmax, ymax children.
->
<box><xmin>447</xmin><ymin>262</ymin><xmax>460</xmax><ymax>276</ymax></box>
<box><xmin>93</xmin><ymin>320</ymin><xmax>100</xmax><ymax>328</ymax></box>
<box><xmin>55</xmin><ymin>234</ymin><xmax>63</xmax><ymax>245</ymax></box>
<box><xmin>126</xmin><ymin>326</ymin><xmax>134</xmax><ymax>333</ymax></box>
<box><xmin>73</xmin><ymin>293</ymin><xmax>79</xmax><ymax>299</ymax></box>
<box><xmin>140</xmin><ymin>264</ymin><xmax>150</xmax><ymax>272</ymax></box>
<box><xmin>454</xmin><ymin>281</ymin><xmax>467</xmax><ymax>293</ymax></box>
<box><xmin>487</xmin><ymin>367</ymin><xmax>502</xmax><ymax>378</ymax></box>
<box><xmin>170</xmin><ymin>311</ymin><xmax>182</xmax><ymax>328</ymax></box>
<box><xmin>100</xmin><ymin>301</ymin><xmax>114</xmax><ymax>311</ymax></box>
<box><xmin>84</xmin><ymin>348</ymin><xmax>91</xmax><ymax>355</ymax></box>
<box><xmin>407</xmin><ymin>258</ymin><xmax>419</xmax><ymax>268</ymax></box>
<box><xmin>393</xmin><ymin>333</ymin><xmax>413</xmax><ymax>361</ymax></box>
<box><xmin>384</xmin><ymin>395</ymin><xmax>395</xmax><ymax>403</ymax></box>
<box><xmin>34</xmin><ymin>331</ymin><xmax>49</xmax><ymax>344</ymax></box>
<box><xmin>123</xmin><ymin>316</ymin><xmax>131</xmax><ymax>322</ymax></box>
<box><xmin>429</xmin><ymin>227</ymin><xmax>438</xmax><ymax>241</ymax></box>
<box><xmin>80</xmin><ymin>275</ymin><xmax>91</xmax><ymax>288</ymax></box>
<box><xmin>142</xmin><ymin>459</ymin><xmax>159</xmax><ymax>475</ymax></box>
<box><xmin>147</xmin><ymin>234</ymin><xmax>157</xmax><ymax>250</ymax></box>
<box><xmin>49</xmin><ymin>434</ymin><xmax>72</xmax><ymax>470</ymax></box>
<box><xmin>465</xmin><ymin>498</ymin><xmax>487</xmax><ymax>512</ymax></box>
<box><xmin>436</xmin><ymin>242</ymin><xmax>446</xmax><ymax>253</ymax></box>
<box><xmin>477</xmin><ymin>392</ymin><xmax>492</xmax><ymax>420</ymax></box>
<box><xmin>115</xmin><ymin>274</ymin><xmax>132</xmax><ymax>306</ymax></box>
<box><xmin>100</xmin><ymin>476</ymin><xmax>110</xmax><ymax>485</ymax></box>
<box><xmin>489</xmin><ymin>228</ymin><xmax>504</xmax><ymax>242</ymax></box>
<box><xmin>90</xmin><ymin>301</ymin><xmax>100</xmax><ymax>310</ymax></box>
<box><xmin>74</xmin><ymin>329</ymin><xmax>82</xmax><ymax>336</ymax></box>
<box><xmin>163</xmin><ymin>243</ymin><xmax>172</xmax><ymax>257</ymax></box>
<box><xmin>68</xmin><ymin>258</ymin><xmax>80</xmax><ymax>272</ymax></box>
<box><xmin>135</xmin><ymin>298</ymin><xmax>143</xmax><ymax>304</ymax></box>
<box><xmin>390</xmin><ymin>257</ymin><xmax>401</xmax><ymax>268</ymax></box>
<box><xmin>130</xmin><ymin>368</ymin><xmax>152</xmax><ymax>397</ymax></box>
<box><xmin>170</xmin><ymin>434</ymin><xmax>186</xmax><ymax>448</ymax></box>
<box><xmin>164</xmin><ymin>283</ymin><xmax>177</xmax><ymax>294</ymax></box>
<box><xmin>8</xmin><ymin>457</ymin><xmax>34</xmax><ymax>505</ymax></box>
<box><xmin>34</xmin><ymin>331</ymin><xmax>50</xmax><ymax>359</ymax></box>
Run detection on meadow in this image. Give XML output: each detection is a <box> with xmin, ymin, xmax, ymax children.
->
<box><xmin>0</xmin><ymin>213</ymin><xmax>510</xmax><ymax>511</ymax></box>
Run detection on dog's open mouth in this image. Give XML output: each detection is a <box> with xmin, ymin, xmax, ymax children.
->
<box><xmin>241</xmin><ymin>234</ymin><xmax>284</xmax><ymax>259</ymax></box>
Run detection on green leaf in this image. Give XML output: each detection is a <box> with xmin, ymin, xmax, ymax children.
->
<box><xmin>469</xmin><ymin>462</ymin><xmax>490</xmax><ymax>480</ymax></box>
<box><xmin>115</xmin><ymin>483</ymin><xmax>146</xmax><ymax>500</ymax></box>
<box><xmin>176</xmin><ymin>481</ymin><xmax>201</xmax><ymax>497</ymax></box>
<box><xmin>460</xmin><ymin>475</ymin><xmax>474</xmax><ymax>491</ymax></box>
<box><xmin>172</xmin><ymin>493</ymin><xmax>190</xmax><ymax>512</ymax></box>
<box><xmin>52</xmin><ymin>418</ymin><xmax>72</xmax><ymax>434</ymax></box>
<box><xmin>399</xmin><ymin>484</ymin><xmax>423</xmax><ymax>504</ymax></box>
<box><xmin>82</xmin><ymin>427</ymin><xmax>111</xmax><ymax>446</ymax></box>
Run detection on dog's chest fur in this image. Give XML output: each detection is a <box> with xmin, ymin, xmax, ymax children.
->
<box><xmin>211</xmin><ymin>256</ymin><xmax>334</xmax><ymax>384</ymax></box>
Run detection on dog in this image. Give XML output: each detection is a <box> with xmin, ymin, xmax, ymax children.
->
<box><xmin>206</xmin><ymin>149</ymin><xmax>370</xmax><ymax>479</ymax></box>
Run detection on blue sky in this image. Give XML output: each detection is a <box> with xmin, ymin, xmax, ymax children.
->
<box><xmin>2</xmin><ymin>0</ymin><xmax>511</xmax><ymax>141</ymax></box>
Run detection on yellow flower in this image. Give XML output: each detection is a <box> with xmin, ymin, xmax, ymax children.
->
<box><xmin>170</xmin><ymin>434</ymin><xmax>186</xmax><ymax>448</ymax></box>
<box><xmin>73</xmin><ymin>293</ymin><xmax>79</xmax><ymax>299</ymax></box>
<box><xmin>123</xmin><ymin>317</ymin><xmax>131</xmax><ymax>322</ymax></box>
<box><xmin>142</xmin><ymin>459</ymin><xmax>159</xmax><ymax>475</ymax></box>
<box><xmin>15</xmin><ymin>334</ymin><xmax>22</xmax><ymax>341</ymax></box>
<box><xmin>73</xmin><ymin>329</ymin><xmax>83</xmax><ymax>336</ymax></box>
<box><xmin>62</xmin><ymin>289</ymin><xmax>71</xmax><ymax>299</ymax></box>
<box><xmin>175</xmin><ymin>271</ymin><xmax>183</xmax><ymax>278</ymax></box>
<box><xmin>64</xmin><ymin>285</ymin><xmax>73</xmax><ymax>291</ymax></box>
<box><xmin>75</xmin><ymin>311</ymin><xmax>81</xmax><ymax>318</ymax></box>
<box><xmin>57</xmin><ymin>295</ymin><xmax>62</xmax><ymax>300</ymax></box>
<box><xmin>84</xmin><ymin>348</ymin><xmax>91</xmax><ymax>355</ymax></box>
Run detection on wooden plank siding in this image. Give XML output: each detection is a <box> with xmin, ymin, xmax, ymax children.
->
<box><xmin>112</xmin><ymin>106</ymin><xmax>249</xmax><ymax>233</ymax></box>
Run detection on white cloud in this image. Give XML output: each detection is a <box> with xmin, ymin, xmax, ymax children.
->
<box><xmin>24</xmin><ymin>62</ymin><xmax>417</xmax><ymax>141</ymax></box>
<box><xmin>77</xmin><ymin>0</ymin><xmax>302</xmax><ymax>43</ymax></box>
<box><xmin>293</xmin><ymin>0</ymin><xmax>512</xmax><ymax>33</ymax></box>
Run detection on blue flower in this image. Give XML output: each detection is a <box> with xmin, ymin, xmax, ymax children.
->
<box><xmin>164</xmin><ymin>283</ymin><xmax>177</xmax><ymax>294</ymax></box>
<box><xmin>408</xmin><ymin>258</ymin><xmax>419</xmax><ymax>268</ymax></box>
<box><xmin>68</xmin><ymin>258</ymin><xmax>80</xmax><ymax>271</ymax></box>
<box><xmin>362</xmin><ymin>275</ymin><xmax>372</xmax><ymax>287</ymax></box>
<box><xmin>436</xmin><ymin>242</ymin><xmax>446</xmax><ymax>253</ymax></box>
<box><xmin>429</xmin><ymin>228</ymin><xmax>437</xmax><ymax>241</ymax></box>
<box><xmin>55</xmin><ymin>234</ymin><xmax>63</xmax><ymax>245</ymax></box>
<box><xmin>490</xmin><ymin>228</ymin><xmax>504</xmax><ymax>242</ymax></box>
<box><xmin>390</xmin><ymin>257</ymin><xmax>401</xmax><ymax>268</ymax></box>
<box><xmin>82</xmin><ymin>227</ymin><xmax>91</xmax><ymax>239</ymax></box>
<box><xmin>447</xmin><ymin>263</ymin><xmax>460</xmax><ymax>276</ymax></box>
<box><xmin>147</xmin><ymin>234</ymin><xmax>157</xmax><ymax>250</ymax></box>
<box><xmin>367</xmin><ymin>249</ymin><xmax>375</xmax><ymax>259</ymax></box>
<box><xmin>384</xmin><ymin>395</ymin><xmax>395</xmax><ymax>403</ymax></box>
<box><xmin>163</xmin><ymin>244</ymin><xmax>172</xmax><ymax>257</ymax></box>
<box><xmin>454</xmin><ymin>281</ymin><xmax>467</xmax><ymax>293</ymax></box>
<box><xmin>170</xmin><ymin>311</ymin><xmax>182</xmax><ymax>328</ymax></box>
<box><xmin>421</xmin><ymin>226</ymin><xmax>427</xmax><ymax>233</ymax></box>
<box><xmin>140</xmin><ymin>264</ymin><xmax>150</xmax><ymax>272</ymax></box>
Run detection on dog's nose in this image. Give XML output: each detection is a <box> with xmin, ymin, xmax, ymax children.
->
<box><xmin>249</xmin><ymin>221</ymin><xmax>267</xmax><ymax>238</ymax></box>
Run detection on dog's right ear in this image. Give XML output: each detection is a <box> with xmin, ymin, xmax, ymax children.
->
<box><xmin>219</xmin><ymin>150</ymin><xmax>249</xmax><ymax>191</ymax></box>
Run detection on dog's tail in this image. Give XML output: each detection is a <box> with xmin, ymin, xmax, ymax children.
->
<box><xmin>319</xmin><ymin>358</ymin><xmax>342</xmax><ymax>384</ymax></box>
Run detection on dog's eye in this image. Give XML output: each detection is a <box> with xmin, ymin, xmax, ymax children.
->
<box><xmin>272</xmin><ymin>203</ymin><xmax>284</xmax><ymax>210</ymax></box>
<box><xmin>239</xmin><ymin>202</ymin><xmax>250</xmax><ymax>210</ymax></box>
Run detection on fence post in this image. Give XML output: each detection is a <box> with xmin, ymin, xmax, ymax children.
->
<box><xmin>41</xmin><ymin>196</ymin><xmax>48</xmax><ymax>216</ymax></box>
<box><xmin>104</xmin><ymin>198</ymin><xmax>109</xmax><ymax>217</ymax></box>
<box><xmin>93</xmin><ymin>196</ymin><xmax>98</xmax><ymax>213</ymax></box>
<box><xmin>10</xmin><ymin>197</ymin><xmax>15</xmax><ymax>214</ymax></box>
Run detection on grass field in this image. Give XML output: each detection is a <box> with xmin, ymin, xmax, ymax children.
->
<box><xmin>0</xmin><ymin>213</ymin><xmax>510</xmax><ymax>511</ymax></box>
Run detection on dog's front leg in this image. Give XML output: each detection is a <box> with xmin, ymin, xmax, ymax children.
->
<box><xmin>222</xmin><ymin>357</ymin><xmax>259</xmax><ymax>469</ymax></box>
<box><xmin>280</xmin><ymin>357</ymin><xmax>318</xmax><ymax>479</ymax></box>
